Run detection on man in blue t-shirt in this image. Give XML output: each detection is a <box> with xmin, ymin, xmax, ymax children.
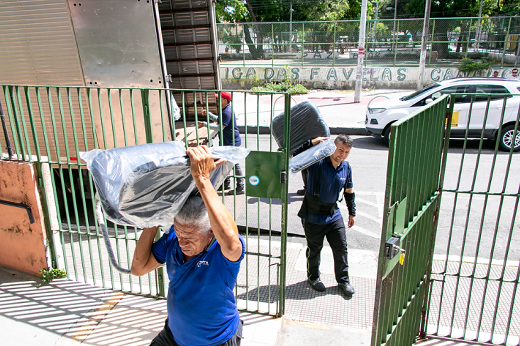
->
<box><xmin>131</xmin><ymin>145</ymin><xmax>245</xmax><ymax>346</ymax></box>
<box><xmin>295</xmin><ymin>134</ymin><xmax>356</xmax><ymax>298</ymax></box>
<box><xmin>200</xmin><ymin>91</ymin><xmax>244</xmax><ymax>195</ymax></box>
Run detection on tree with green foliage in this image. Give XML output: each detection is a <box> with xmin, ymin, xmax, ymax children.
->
<box><xmin>403</xmin><ymin>0</ymin><xmax>501</xmax><ymax>58</ymax></box>
<box><xmin>215</xmin><ymin>0</ymin><xmax>363</xmax><ymax>59</ymax></box>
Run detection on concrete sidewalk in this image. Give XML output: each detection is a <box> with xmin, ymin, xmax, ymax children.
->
<box><xmin>0</xmin><ymin>247</ymin><xmax>374</xmax><ymax>346</ymax></box>
<box><xmin>1</xmin><ymin>250</ymin><xmax>481</xmax><ymax>346</ymax></box>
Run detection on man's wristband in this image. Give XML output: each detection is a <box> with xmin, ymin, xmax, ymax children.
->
<box><xmin>344</xmin><ymin>192</ymin><xmax>356</xmax><ymax>217</ymax></box>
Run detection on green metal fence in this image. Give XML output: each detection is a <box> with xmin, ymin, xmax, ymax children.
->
<box><xmin>218</xmin><ymin>16</ymin><xmax>520</xmax><ymax>68</ymax></box>
<box><xmin>371</xmin><ymin>95</ymin><xmax>449</xmax><ymax>346</ymax></box>
<box><xmin>425</xmin><ymin>96</ymin><xmax>520</xmax><ymax>345</ymax></box>
<box><xmin>0</xmin><ymin>84</ymin><xmax>291</xmax><ymax>316</ymax></box>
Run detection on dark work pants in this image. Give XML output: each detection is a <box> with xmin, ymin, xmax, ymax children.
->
<box><xmin>304</xmin><ymin>218</ymin><xmax>350</xmax><ymax>284</ymax></box>
<box><xmin>150</xmin><ymin>319</ymin><xmax>243</xmax><ymax>346</ymax></box>
<box><xmin>224</xmin><ymin>163</ymin><xmax>244</xmax><ymax>189</ymax></box>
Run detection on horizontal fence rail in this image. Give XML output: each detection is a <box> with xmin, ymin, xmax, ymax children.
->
<box><xmin>0</xmin><ymin>84</ymin><xmax>291</xmax><ymax>316</ymax></box>
<box><xmin>218</xmin><ymin>16</ymin><xmax>520</xmax><ymax>68</ymax></box>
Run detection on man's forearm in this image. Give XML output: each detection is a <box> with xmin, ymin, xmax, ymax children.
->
<box><xmin>131</xmin><ymin>227</ymin><xmax>158</xmax><ymax>276</ymax></box>
<box><xmin>195</xmin><ymin>177</ymin><xmax>241</xmax><ymax>261</ymax></box>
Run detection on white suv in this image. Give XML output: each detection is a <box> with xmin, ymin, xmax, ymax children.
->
<box><xmin>365</xmin><ymin>78</ymin><xmax>520</xmax><ymax>151</ymax></box>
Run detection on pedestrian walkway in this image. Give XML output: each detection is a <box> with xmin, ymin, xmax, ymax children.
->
<box><xmin>2</xmin><ymin>249</ymin><xmax>488</xmax><ymax>346</ymax></box>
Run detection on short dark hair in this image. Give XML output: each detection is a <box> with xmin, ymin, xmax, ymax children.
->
<box><xmin>513</xmin><ymin>68</ymin><xmax>518</xmax><ymax>73</ymax></box>
<box><xmin>334</xmin><ymin>134</ymin><xmax>353</xmax><ymax>148</ymax></box>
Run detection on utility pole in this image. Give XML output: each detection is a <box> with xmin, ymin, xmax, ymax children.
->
<box><xmin>417</xmin><ymin>0</ymin><xmax>432</xmax><ymax>90</ymax></box>
<box><xmin>476</xmin><ymin>0</ymin><xmax>484</xmax><ymax>52</ymax></box>
<box><xmin>354</xmin><ymin>0</ymin><xmax>368</xmax><ymax>103</ymax></box>
<box><xmin>289</xmin><ymin>0</ymin><xmax>293</xmax><ymax>52</ymax></box>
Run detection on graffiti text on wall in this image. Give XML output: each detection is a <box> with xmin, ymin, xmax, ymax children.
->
<box><xmin>224</xmin><ymin>67</ymin><xmax>484</xmax><ymax>82</ymax></box>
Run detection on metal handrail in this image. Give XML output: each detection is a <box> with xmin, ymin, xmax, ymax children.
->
<box><xmin>0</xmin><ymin>199</ymin><xmax>35</xmax><ymax>224</ymax></box>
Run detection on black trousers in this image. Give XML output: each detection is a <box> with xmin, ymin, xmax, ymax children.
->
<box><xmin>303</xmin><ymin>218</ymin><xmax>350</xmax><ymax>284</ymax></box>
<box><xmin>224</xmin><ymin>163</ymin><xmax>244</xmax><ymax>189</ymax></box>
<box><xmin>150</xmin><ymin>319</ymin><xmax>243</xmax><ymax>346</ymax></box>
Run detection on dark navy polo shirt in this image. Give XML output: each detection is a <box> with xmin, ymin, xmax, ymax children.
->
<box><xmin>221</xmin><ymin>104</ymin><xmax>241</xmax><ymax>147</ymax></box>
<box><xmin>304</xmin><ymin>156</ymin><xmax>353</xmax><ymax>225</ymax></box>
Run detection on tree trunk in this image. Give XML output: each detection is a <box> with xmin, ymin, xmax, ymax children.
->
<box><xmin>432</xmin><ymin>31</ymin><xmax>449</xmax><ymax>58</ymax></box>
<box><xmin>243</xmin><ymin>23</ymin><xmax>264</xmax><ymax>59</ymax></box>
<box><xmin>243</xmin><ymin>1</ymin><xmax>264</xmax><ymax>59</ymax></box>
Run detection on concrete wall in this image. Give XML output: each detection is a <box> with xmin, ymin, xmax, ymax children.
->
<box><xmin>0</xmin><ymin>161</ymin><xmax>48</xmax><ymax>276</ymax></box>
<box><xmin>222</xmin><ymin>66</ymin><xmax>519</xmax><ymax>90</ymax></box>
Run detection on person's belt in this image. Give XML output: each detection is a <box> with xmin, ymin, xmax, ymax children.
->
<box><xmin>297</xmin><ymin>192</ymin><xmax>338</xmax><ymax>218</ymax></box>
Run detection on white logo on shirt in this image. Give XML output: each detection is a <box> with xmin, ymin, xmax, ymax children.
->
<box><xmin>197</xmin><ymin>260</ymin><xmax>209</xmax><ymax>267</ymax></box>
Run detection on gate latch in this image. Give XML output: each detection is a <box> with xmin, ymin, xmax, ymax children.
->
<box><xmin>280</xmin><ymin>171</ymin><xmax>287</xmax><ymax>184</ymax></box>
<box><xmin>384</xmin><ymin>236</ymin><xmax>402</xmax><ymax>260</ymax></box>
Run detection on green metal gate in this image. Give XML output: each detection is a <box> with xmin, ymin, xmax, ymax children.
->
<box><xmin>0</xmin><ymin>84</ymin><xmax>291</xmax><ymax>316</ymax></box>
<box><xmin>371</xmin><ymin>95</ymin><xmax>450</xmax><ymax>346</ymax></box>
<box><xmin>425</xmin><ymin>95</ymin><xmax>520</xmax><ymax>345</ymax></box>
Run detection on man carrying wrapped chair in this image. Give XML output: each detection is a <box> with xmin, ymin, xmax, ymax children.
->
<box><xmin>131</xmin><ymin>145</ymin><xmax>245</xmax><ymax>346</ymax></box>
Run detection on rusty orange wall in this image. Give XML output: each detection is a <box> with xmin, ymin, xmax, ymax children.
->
<box><xmin>0</xmin><ymin>161</ymin><xmax>48</xmax><ymax>275</ymax></box>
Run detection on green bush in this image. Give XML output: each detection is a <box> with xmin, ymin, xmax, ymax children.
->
<box><xmin>458</xmin><ymin>57</ymin><xmax>493</xmax><ymax>76</ymax></box>
<box><xmin>39</xmin><ymin>267</ymin><xmax>67</xmax><ymax>282</ymax></box>
<box><xmin>251</xmin><ymin>82</ymin><xmax>309</xmax><ymax>95</ymax></box>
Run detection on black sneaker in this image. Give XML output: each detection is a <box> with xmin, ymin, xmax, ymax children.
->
<box><xmin>308</xmin><ymin>278</ymin><xmax>326</xmax><ymax>292</ymax></box>
<box><xmin>338</xmin><ymin>282</ymin><xmax>355</xmax><ymax>296</ymax></box>
<box><xmin>296</xmin><ymin>189</ymin><xmax>306</xmax><ymax>196</ymax></box>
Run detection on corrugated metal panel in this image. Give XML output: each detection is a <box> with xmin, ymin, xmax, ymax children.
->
<box><xmin>0</xmin><ymin>0</ymin><xmax>84</xmax><ymax>86</ymax></box>
<box><xmin>158</xmin><ymin>0</ymin><xmax>220</xmax><ymax>119</ymax></box>
<box><xmin>0</xmin><ymin>1</ymin><xmax>94</xmax><ymax>163</ymax></box>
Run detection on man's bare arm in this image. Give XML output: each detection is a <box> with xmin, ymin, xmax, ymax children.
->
<box><xmin>131</xmin><ymin>226</ymin><xmax>162</xmax><ymax>276</ymax></box>
<box><xmin>186</xmin><ymin>146</ymin><xmax>242</xmax><ymax>262</ymax></box>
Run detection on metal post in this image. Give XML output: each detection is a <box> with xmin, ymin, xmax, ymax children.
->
<box><xmin>476</xmin><ymin>1</ymin><xmax>483</xmax><ymax>52</ymax></box>
<box><xmin>354</xmin><ymin>0</ymin><xmax>368</xmax><ymax>103</ymax></box>
<box><xmin>289</xmin><ymin>0</ymin><xmax>293</xmax><ymax>52</ymax></box>
<box><xmin>502</xmin><ymin>17</ymin><xmax>512</xmax><ymax>65</ymax></box>
<box><xmin>0</xmin><ymin>100</ymin><xmax>14</xmax><ymax>158</ymax></box>
<box><xmin>417</xmin><ymin>0</ymin><xmax>432</xmax><ymax>90</ymax></box>
<box><xmin>393</xmin><ymin>0</ymin><xmax>397</xmax><ymax>52</ymax></box>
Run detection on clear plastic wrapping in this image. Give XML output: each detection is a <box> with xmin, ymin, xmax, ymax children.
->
<box><xmin>271</xmin><ymin>101</ymin><xmax>330</xmax><ymax>155</ymax></box>
<box><xmin>289</xmin><ymin>139</ymin><xmax>336</xmax><ymax>173</ymax></box>
<box><xmin>80</xmin><ymin>142</ymin><xmax>249</xmax><ymax>228</ymax></box>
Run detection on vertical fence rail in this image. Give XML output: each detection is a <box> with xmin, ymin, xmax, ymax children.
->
<box><xmin>0</xmin><ymin>84</ymin><xmax>289</xmax><ymax>317</ymax></box>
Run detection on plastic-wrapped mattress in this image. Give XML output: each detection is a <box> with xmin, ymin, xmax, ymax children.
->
<box><xmin>80</xmin><ymin>142</ymin><xmax>248</xmax><ymax>228</ymax></box>
<box><xmin>271</xmin><ymin>100</ymin><xmax>330</xmax><ymax>155</ymax></box>
<box><xmin>288</xmin><ymin>139</ymin><xmax>336</xmax><ymax>173</ymax></box>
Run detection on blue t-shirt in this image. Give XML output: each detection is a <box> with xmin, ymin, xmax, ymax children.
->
<box><xmin>303</xmin><ymin>156</ymin><xmax>353</xmax><ymax>225</ymax></box>
<box><xmin>221</xmin><ymin>104</ymin><xmax>241</xmax><ymax>147</ymax></box>
<box><xmin>151</xmin><ymin>227</ymin><xmax>245</xmax><ymax>346</ymax></box>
